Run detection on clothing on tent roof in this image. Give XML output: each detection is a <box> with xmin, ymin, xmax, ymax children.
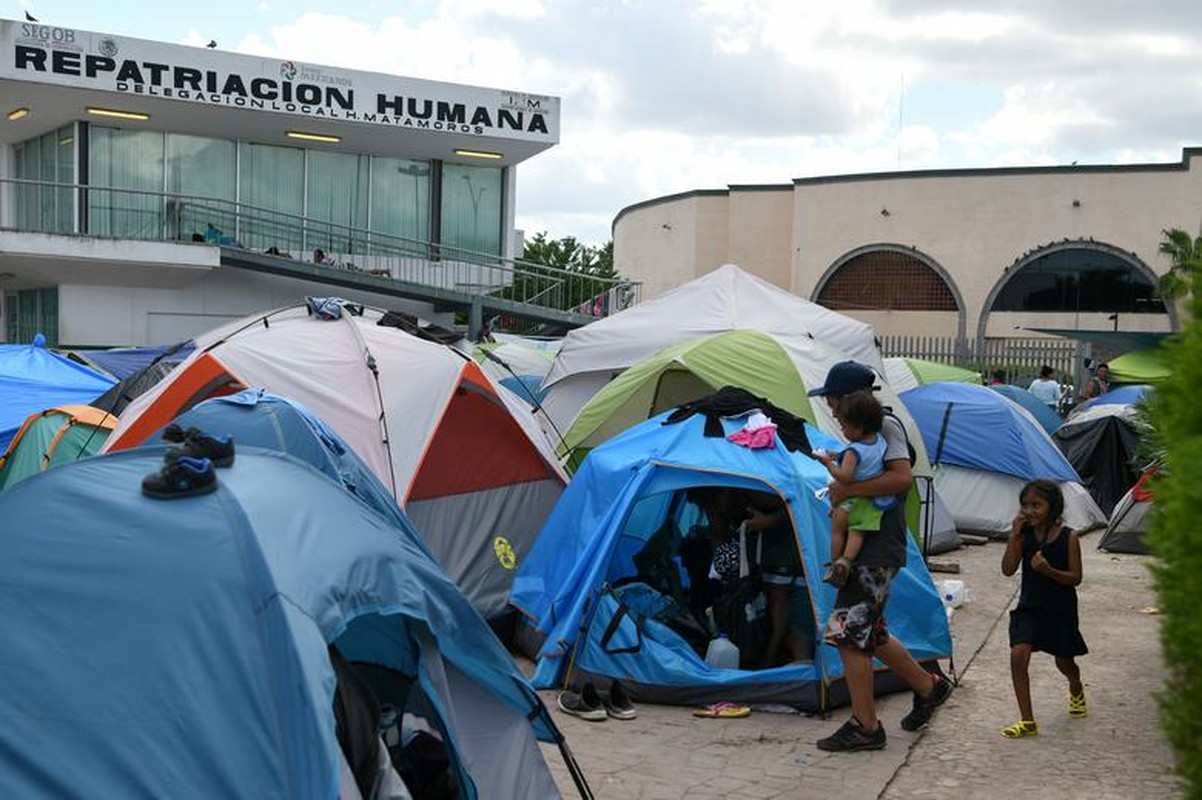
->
<box><xmin>101</xmin><ymin>306</ymin><xmax>565</xmax><ymax>622</ymax></box>
<box><xmin>664</xmin><ymin>386</ymin><xmax>813</xmax><ymax>455</ymax></box>
<box><xmin>378</xmin><ymin>310</ymin><xmax>463</xmax><ymax>346</ymax></box>
<box><xmin>725</xmin><ymin>411</ymin><xmax>777</xmax><ymax>449</ymax></box>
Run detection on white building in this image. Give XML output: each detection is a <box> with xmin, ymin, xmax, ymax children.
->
<box><xmin>0</xmin><ymin>19</ymin><xmax>561</xmax><ymax>346</ymax></box>
<box><xmin>613</xmin><ymin>154</ymin><xmax>1190</xmax><ymax>371</ymax></box>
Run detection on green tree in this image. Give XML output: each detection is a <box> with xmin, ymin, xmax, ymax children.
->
<box><xmin>502</xmin><ymin>232</ymin><xmax>621</xmax><ymax>311</ymax></box>
<box><xmin>1157</xmin><ymin>227</ymin><xmax>1202</xmax><ymax>300</ymax></box>
<box><xmin>1148</xmin><ymin>227</ymin><xmax>1202</xmax><ymax>795</ymax></box>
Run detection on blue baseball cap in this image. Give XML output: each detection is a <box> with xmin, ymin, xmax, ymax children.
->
<box><xmin>807</xmin><ymin>360</ymin><xmax>878</xmax><ymax>397</ymax></box>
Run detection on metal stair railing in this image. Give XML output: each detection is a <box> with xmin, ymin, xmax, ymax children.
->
<box><xmin>0</xmin><ymin>177</ymin><xmax>640</xmax><ymax>317</ymax></box>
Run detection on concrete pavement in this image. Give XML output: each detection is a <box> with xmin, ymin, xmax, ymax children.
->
<box><xmin>537</xmin><ymin>535</ymin><xmax>1181</xmax><ymax>799</ymax></box>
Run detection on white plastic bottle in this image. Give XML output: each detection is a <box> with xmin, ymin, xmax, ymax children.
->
<box><xmin>940</xmin><ymin>579</ymin><xmax>967</xmax><ymax>609</ymax></box>
<box><xmin>705</xmin><ymin>633</ymin><xmax>741</xmax><ymax>670</ymax></box>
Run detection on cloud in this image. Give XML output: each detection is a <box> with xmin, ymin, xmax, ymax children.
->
<box><xmin>215</xmin><ymin>1</ymin><xmax>1202</xmax><ymax>244</ymax></box>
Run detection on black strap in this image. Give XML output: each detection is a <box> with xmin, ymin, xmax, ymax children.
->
<box><xmin>597</xmin><ymin>591</ymin><xmax>644</xmax><ymax>655</ymax></box>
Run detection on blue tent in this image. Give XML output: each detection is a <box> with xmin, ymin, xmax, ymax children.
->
<box><xmin>151</xmin><ymin>389</ymin><xmax>408</xmax><ymax>531</ymax></box>
<box><xmin>1075</xmin><ymin>384</ymin><xmax>1152</xmax><ymax>413</ymax></box>
<box><xmin>73</xmin><ymin>342</ymin><xmax>195</xmax><ymax>380</ymax></box>
<box><xmin>989</xmin><ymin>383</ymin><xmax>1063</xmax><ymax>436</ymax></box>
<box><xmin>510</xmin><ymin>411</ymin><xmax>951</xmax><ymax>710</ymax></box>
<box><xmin>0</xmin><ymin>340</ymin><xmax>114</xmax><ymax>452</ymax></box>
<box><xmin>901</xmin><ymin>382</ymin><xmax>1079</xmax><ymax>482</ymax></box>
<box><xmin>0</xmin><ymin>449</ymin><xmax>571</xmax><ymax>800</ymax></box>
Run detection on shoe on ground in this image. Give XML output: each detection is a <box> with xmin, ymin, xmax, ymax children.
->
<box><xmin>900</xmin><ymin>673</ymin><xmax>954</xmax><ymax>731</ymax></box>
<box><xmin>1069</xmin><ymin>689</ymin><xmax>1088</xmax><ymax>718</ymax></box>
<box><xmin>141</xmin><ymin>455</ymin><xmax>217</xmax><ymax>499</ymax></box>
<box><xmin>1001</xmin><ymin>719</ymin><xmax>1039</xmax><ymax>738</ymax></box>
<box><xmin>163</xmin><ymin>424</ymin><xmax>236</xmax><ymax>467</ymax></box>
<box><xmin>600</xmin><ymin>680</ymin><xmax>637</xmax><ymax>720</ymax></box>
<box><xmin>816</xmin><ymin>716</ymin><xmax>886</xmax><ymax>752</ymax></box>
<box><xmin>556</xmin><ymin>683</ymin><xmax>607</xmax><ymax>722</ymax></box>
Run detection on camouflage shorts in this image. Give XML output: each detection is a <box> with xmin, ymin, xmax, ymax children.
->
<box><xmin>823</xmin><ymin>566</ymin><xmax>898</xmax><ymax>654</ymax></box>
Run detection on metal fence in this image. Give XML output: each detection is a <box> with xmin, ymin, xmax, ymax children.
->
<box><xmin>880</xmin><ymin>334</ymin><xmax>1088</xmax><ymax>391</ymax></box>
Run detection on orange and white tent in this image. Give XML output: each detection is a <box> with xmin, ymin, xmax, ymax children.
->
<box><xmin>104</xmin><ymin>306</ymin><xmax>567</xmax><ymax>618</ymax></box>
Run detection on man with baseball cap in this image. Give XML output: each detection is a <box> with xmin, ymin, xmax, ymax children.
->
<box><xmin>808</xmin><ymin>361</ymin><xmax>953</xmax><ymax>751</ymax></box>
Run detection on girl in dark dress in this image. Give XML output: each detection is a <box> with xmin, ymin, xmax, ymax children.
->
<box><xmin>1000</xmin><ymin>479</ymin><xmax>1089</xmax><ymax>738</ymax></box>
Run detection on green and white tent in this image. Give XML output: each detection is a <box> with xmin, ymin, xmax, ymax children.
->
<box><xmin>1108</xmin><ymin>347</ymin><xmax>1170</xmax><ymax>385</ymax></box>
<box><xmin>883</xmin><ymin>357</ymin><xmax>982</xmax><ymax>394</ymax></box>
<box><xmin>558</xmin><ymin>330</ymin><xmax>961</xmax><ymax>552</ymax></box>
<box><xmin>0</xmin><ymin>405</ymin><xmax>115</xmax><ymax>490</ymax></box>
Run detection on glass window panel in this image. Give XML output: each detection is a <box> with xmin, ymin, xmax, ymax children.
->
<box><xmin>19</xmin><ymin>291</ymin><xmax>37</xmax><ymax>342</ymax></box>
<box><xmin>992</xmin><ymin>249</ymin><xmax>1166</xmax><ymax>314</ymax></box>
<box><xmin>87</xmin><ymin>126</ymin><xmax>165</xmax><ymax>239</ymax></box>
<box><xmin>55</xmin><ymin>125</ymin><xmax>74</xmax><ymax>232</ymax></box>
<box><xmin>12</xmin><ymin>127</ymin><xmax>75</xmax><ymax>233</ymax></box>
<box><xmin>38</xmin><ymin>131</ymin><xmax>56</xmax><ymax>227</ymax></box>
<box><xmin>14</xmin><ymin>138</ymin><xmax>41</xmax><ymax>231</ymax></box>
<box><xmin>440</xmin><ymin>163</ymin><xmax>502</xmax><ymax>256</ymax></box>
<box><xmin>4</xmin><ymin>292</ymin><xmax>15</xmax><ymax>343</ymax></box>
<box><xmin>369</xmin><ymin>157</ymin><xmax>430</xmax><ymax>255</ymax></box>
<box><xmin>38</xmin><ymin>288</ymin><xmax>58</xmax><ymax>346</ymax></box>
<box><xmin>237</xmin><ymin>142</ymin><xmax>304</xmax><ymax>252</ymax></box>
<box><xmin>165</xmin><ymin>134</ymin><xmax>236</xmax><ymax>242</ymax></box>
<box><xmin>306</xmin><ymin>151</ymin><xmax>369</xmax><ymax>256</ymax></box>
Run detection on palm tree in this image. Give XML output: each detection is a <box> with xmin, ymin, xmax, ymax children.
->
<box><xmin>1157</xmin><ymin>227</ymin><xmax>1202</xmax><ymax>300</ymax></box>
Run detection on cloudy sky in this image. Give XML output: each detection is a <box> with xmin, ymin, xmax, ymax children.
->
<box><xmin>10</xmin><ymin>0</ymin><xmax>1202</xmax><ymax>244</ymax></box>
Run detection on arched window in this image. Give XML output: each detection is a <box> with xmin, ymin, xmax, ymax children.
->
<box><xmin>818</xmin><ymin>250</ymin><xmax>957</xmax><ymax>311</ymax></box>
<box><xmin>992</xmin><ymin>248</ymin><xmax>1165</xmax><ymax>314</ymax></box>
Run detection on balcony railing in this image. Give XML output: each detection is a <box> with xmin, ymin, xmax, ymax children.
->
<box><xmin>0</xmin><ymin>177</ymin><xmax>640</xmax><ymax>321</ymax></box>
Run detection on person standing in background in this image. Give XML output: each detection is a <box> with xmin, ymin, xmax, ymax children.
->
<box><xmin>1028</xmin><ymin>366</ymin><xmax>1061</xmax><ymax>410</ymax></box>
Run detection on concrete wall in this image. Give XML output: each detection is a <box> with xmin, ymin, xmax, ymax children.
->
<box><xmin>613</xmin><ymin>150</ymin><xmax>1202</xmax><ymax>337</ymax></box>
<box><xmin>57</xmin><ymin>267</ymin><xmax>446</xmax><ymax>346</ymax></box>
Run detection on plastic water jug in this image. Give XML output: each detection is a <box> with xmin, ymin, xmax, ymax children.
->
<box><xmin>705</xmin><ymin>634</ymin><xmax>740</xmax><ymax>670</ymax></box>
<box><xmin>940</xmin><ymin>579</ymin><xmax>968</xmax><ymax>609</ymax></box>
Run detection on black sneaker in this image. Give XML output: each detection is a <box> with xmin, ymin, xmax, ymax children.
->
<box><xmin>556</xmin><ymin>683</ymin><xmax>607</xmax><ymax>722</ymax></box>
<box><xmin>163</xmin><ymin>424</ymin><xmax>236</xmax><ymax>468</ymax></box>
<box><xmin>141</xmin><ymin>455</ymin><xmax>217</xmax><ymax>499</ymax></box>
<box><xmin>900</xmin><ymin>673</ymin><xmax>954</xmax><ymax>731</ymax></box>
<box><xmin>600</xmin><ymin>680</ymin><xmax>637</xmax><ymax>720</ymax></box>
<box><xmin>816</xmin><ymin>717</ymin><xmax>886</xmax><ymax>752</ymax></box>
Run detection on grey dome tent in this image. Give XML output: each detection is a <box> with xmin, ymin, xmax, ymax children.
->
<box><xmin>1054</xmin><ymin>389</ymin><xmax>1150</xmax><ymax>516</ymax></box>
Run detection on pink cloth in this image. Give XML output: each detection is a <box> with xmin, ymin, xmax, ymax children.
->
<box><xmin>726</xmin><ymin>424</ymin><xmax>777</xmax><ymax>449</ymax></box>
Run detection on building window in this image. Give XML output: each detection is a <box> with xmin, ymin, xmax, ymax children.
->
<box><xmin>307</xmin><ymin>151</ymin><xmax>369</xmax><ymax>255</ymax></box>
<box><xmin>238</xmin><ymin>142</ymin><xmax>304</xmax><ymax>252</ymax></box>
<box><xmin>440</xmin><ymin>163</ymin><xmax>502</xmax><ymax>256</ymax></box>
<box><xmin>88</xmin><ymin>126</ymin><xmax>165</xmax><ymax>239</ymax></box>
<box><xmin>369</xmin><ymin>157</ymin><xmax>430</xmax><ymax>255</ymax></box>
<box><xmin>992</xmin><ymin>248</ymin><xmax>1165</xmax><ymax>313</ymax></box>
<box><xmin>818</xmin><ymin>250</ymin><xmax>958</xmax><ymax>311</ymax></box>
<box><xmin>13</xmin><ymin>125</ymin><xmax>74</xmax><ymax>233</ymax></box>
<box><xmin>166</xmin><ymin>134</ymin><xmax>236</xmax><ymax>242</ymax></box>
<box><xmin>5</xmin><ymin>288</ymin><xmax>58</xmax><ymax>346</ymax></box>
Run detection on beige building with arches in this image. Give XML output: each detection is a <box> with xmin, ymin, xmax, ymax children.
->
<box><xmin>612</xmin><ymin>151</ymin><xmax>1195</xmax><ymax>364</ymax></box>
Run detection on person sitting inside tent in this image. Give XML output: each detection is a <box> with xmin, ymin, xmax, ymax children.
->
<box><xmin>680</xmin><ymin>486</ymin><xmax>747</xmax><ymax>627</ymax></box>
<box><xmin>746</xmin><ymin>489</ymin><xmax>810</xmax><ymax>669</ymax></box>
